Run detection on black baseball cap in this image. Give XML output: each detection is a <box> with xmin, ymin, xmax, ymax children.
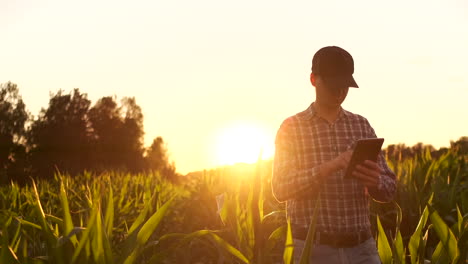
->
<box><xmin>311</xmin><ymin>46</ymin><xmax>359</xmax><ymax>90</ymax></box>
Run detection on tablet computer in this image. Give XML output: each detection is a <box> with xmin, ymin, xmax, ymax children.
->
<box><xmin>344</xmin><ymin>138</ymin><xmax>384</xmax><ymax>178</ymax></box>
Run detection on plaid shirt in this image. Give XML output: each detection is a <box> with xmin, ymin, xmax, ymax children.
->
<box><xmin>272</xmin><ymin>103</ymin><xmax>396</xmax><ymax>234</ymax></box>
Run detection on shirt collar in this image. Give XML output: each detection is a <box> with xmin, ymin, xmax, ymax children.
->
<box><xmin>302</xmin><ymin>102</ymin><xmax>351</xmax><ymax>121</ymax></box>
<box><xmin>301</xmin><ymin>103</ymin><xmax>317</xmax><ymax>120</ymax></box>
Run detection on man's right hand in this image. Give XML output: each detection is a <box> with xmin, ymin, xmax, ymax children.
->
<box><xmin>321</xmin><ymin>150</ymin><xmax>352</xmax><ymax>178</ymax></box>
<box><xmin>332</xmin><ymin>150</ymin><xmax>352</xmax><ymax>171</ymax></box>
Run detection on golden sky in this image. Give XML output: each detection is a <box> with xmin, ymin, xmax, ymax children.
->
<box><xmin>1</xmin><ymin>0</ymin><xmax>468</xmax><ymax>174</ymax></box>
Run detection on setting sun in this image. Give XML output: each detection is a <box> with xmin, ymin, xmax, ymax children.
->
<box><xmin>214</xmin><ymin>121</ymin><xmax>274</xmax><ymax>166</ymax></box>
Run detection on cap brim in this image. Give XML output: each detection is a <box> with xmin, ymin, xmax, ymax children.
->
<box><xmin>347</xmin><ymin>75</ymin><xmax>359</xmax><ymax>88</ymax></box>
<box><xmin>324</xmin><ymin>74</ymin><xmax>359</xmax><ymax>90</ymax></box>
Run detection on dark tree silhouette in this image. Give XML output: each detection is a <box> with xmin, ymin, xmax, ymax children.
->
<box><xmin>1</xmin><ymin>82</ymin><xmax>463</xmax><ymax>183</ymax></box>
<box><xmin>0</xmin><ymin>82</ymin><xmax>29</xmax><ymax>183</ymax></box>
<box><xmin>0</xmin><ymin>83</ymin><xmax>176</xmax><ymax>182</ymax></box>
<box><xmin>88</xmin><ymin>96</ymin><xmax>145</xmax><ymax>172</ymax></box>
<box><xmin>451</xmin><ymin>136</ymin><xmax>468</xmax><ymax>156</ymax></box>
<box><xmin>145</xmin><ymin>136</ymin><xmax>177</xmax><ymax>180</ymax></box>
<box><xmin>28</xmin><ymin>89</ymin><xmax>92</xmax><ymax>178</ymax></box>
<box><xmin>88</xmin><ymin>96</ymin><xmax>123</xmax><ymax>171</ymax></box>
<box><xmin>120</xmin><ymin>97</ymin><xmax>145</xmax><ymax>172</ymax></box>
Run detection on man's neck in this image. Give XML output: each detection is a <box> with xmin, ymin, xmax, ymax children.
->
<box><xmin>313</xmin><ymin>102</ymin><xmax>342</xmax><ymax>124</ymax></box>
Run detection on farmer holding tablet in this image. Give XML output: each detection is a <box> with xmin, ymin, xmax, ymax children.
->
<box><xmin>272</xmin><ymin>46</ymin><xmax>396</xmax><ymax>264</ymax></box>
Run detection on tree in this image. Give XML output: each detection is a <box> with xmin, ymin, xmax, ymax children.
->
<box><xmin>0</xmin><ymin>82</ymin><xmax>29</xmax><ymax>183</ymax></box>
<box><xmin>88</xmin><ymin>96</ymin><xmax>145</xmax><ymax>172</ymax></box>
<box><xmin>0</xmin><ymin>83</ymin><xmax>177</xmax><ymax>180</ymax></box>
<box><xmin>28</xmin><ymin>89</ymin><xmax>92</xmax><ymax>178</ymax></box>
<box><xmin>120</xmin><ymin>97</ymin><xmax>145</xmax><ymax>172</ymax></box>
<box><xmin>145</xmin><ymin>136</ymin><xmax>177</xmax><ymax>181</ymax></box>
<box><xmin>450</xmin><ymin>136</ymin><xmax>468</xmax><ymax>156</ymax></box>
<box><xmin>88</xmin><ymin>96</ymin><xmax>123</xmax><ymax>170</ymax></box>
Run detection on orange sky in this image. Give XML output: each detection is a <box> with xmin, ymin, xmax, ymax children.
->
<box><xmin>1</xmin><ymin>0</ymin><xmax>467</xmax><ymax>174</ymax></box>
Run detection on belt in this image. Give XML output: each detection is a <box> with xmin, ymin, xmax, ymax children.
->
<box><xmin>291</xmin><ymin>225</ymin><xmax>372</xmax><ymax>248</ymax></box>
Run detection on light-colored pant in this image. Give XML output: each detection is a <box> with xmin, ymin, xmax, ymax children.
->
<box><xmin>293</xmin><ymin>238</ymin><xmax>381</xmax><ymax>264</ymax></box>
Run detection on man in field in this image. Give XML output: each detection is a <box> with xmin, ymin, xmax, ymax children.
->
<box><xmin>272</xmin><ymin>46</ymin><xmax>396</xmax><ymax>263</ymax></box>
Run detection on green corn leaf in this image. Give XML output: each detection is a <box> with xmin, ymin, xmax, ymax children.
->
<box><xmin>261</xmin><ymin>210</ymin><xmax>286</xmax><ymax>224</ymax></box>
<box><xmin>122</xmin><ymin>198</ymin><xmax>173</xmax><ymax>264</ymax></box>
<box><xmin>102</xmin><ymin>220</ymin><xmax>114</xmax><ymax>264</ymax></box>
<box><xmin>208</xmin><ymin>232</ymin><xmax>250</xmax><ymax>264</ymax></box>
<box><xmin>104</xmin><ymin>185</ymin><xmax>114</xmax><ymax>240</ymax></box>
<box><xmin>432</xmin><ymin>241</ymin><xmax>449</xmax><ymax>264</ymax></box>
<box><xmin>57</xmin><ymin>227</ymin><xmax>85</xmax><ymax>247</ymax></box>
<box><xmin>158</xmin><ymin>230</ymin><xmax>250</xmax><ymax>264</ymax></box>
<box><xmin>31</xmin><ymin>180</ymin><xmax>53</xmax><ymax>239</ymax></box>
<box><xmin>46</xmin><ymin>214</ymin><xmax>64</xmax><ymax>226</ymax></box>
<box><xmin>456</xmin><ymin>206</ymin><xmax>463</xmax><ymax>236</ymax></box>
<box><xmin>100</xmin><ymin>184</ymin><xmax>115</xmax><ymax>264</ymax></box>
<box><xmin>265</xmin><ymin>225</ymin><xmax>287</xmax><ymax>255</ymax></box>
<box><xmin>394</xmin><ymin>201</ymin><xmax>403</xmax><ymax>235</ymax></box>
<box><xmin>59</xmin><ymin>179</ymin><xmax>77</xmax><ymax>246</ymax></box>
<box><xmin>300</xmin><ymin>197</ymin><xmax>320</xmax><ymax>264</ymax></box>
<box><xmin>393</xmin><ymin>231</ymin><xmax>405</xmax><ymax>264</ymax></box>
<box><xmin>31</xmin><ymin>179</ymin><xmax>65</xmax><ymax>264</ymax></box>
<box><xmin>0</xmin><ymin>246</ymin><xmax>20</xmax><ymax>264</ymax></box>
<box><xmin>245</xmin><ymin>184</ymin><xmax>256</xmax><ymax>261</ymax></box>
<box><xmin>93</xmin><ymin>204</ymin><xmax>105</xmax><ymax>264</ymax></box>
<box><xmin>409</xmin><ymin>206</ymin><xmax>429</xmax><ymax>264</ymax></box>
<box><xmin>127</xmin><ymin>199</ymin><xmax>150</xmax><ymax>235</ymax></box>
<box><xmin>377</xmin><ymin>215</ymin><xmax>392</xmax><ymax>264</ymax></box>
<box><xmin>10</xmin><ymin>218</ymin><xmax>22</xmax><ymax>250</ymax></box>
<box><xmin>392</xmin><ymin>202</ymin><xmax>405</xmax><ymax>264</ymax></box>
<box><xmin>71</xmin><ymin>205</ymin><xmax>98</xmax><ymax>264</ymax></box>
<box><xmin>283</xmin><ymin>219</ymin><xmax>294</xmax><ymax>264</ymax></box>
<box><xmin>136</xmin><ymin>198</ymin><xmax>172</xmax><ymax>248</ymax></box>
<box><xmin>14</xmin><ymin>217</ymin><xmax>42</xmax><ymax>230</ymax></box>
<box><xmin>430</xmin><ymin>210</ymin><xmax>460</xmax><ymax>263</ymax></box>
<box><xmin>252</xmin><ymin>161</ymin><xmax>265</xmax><ymax>264</ymax></box>
<box><xmin>254</xmin><ymin>157</ymin><xmax>264</xmax><ymax>221</ymax></box>
<box><xmin>457</xmin><ymin>207</ymin><xmax>468</xmax><ymax>264</ymax></box>
<box><xmin>1</xmin><ymin>224</ymin><xmax>19</xmax><ymax>264</ymax></box>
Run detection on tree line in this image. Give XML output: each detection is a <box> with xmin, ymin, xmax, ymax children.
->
<box><xmin>0</xmin><ymin>82</ymin><xmax>176</xmax><ymax>184</ymax></box>
<box><xmin>3</xmin><ymin>81</ymin><xmax>467</xmax><ymax>185</ymax></box>
<box><xmin>383</xmin><ymin>138</ymin><xmax>468</xmax><ymax>163</ymax></box>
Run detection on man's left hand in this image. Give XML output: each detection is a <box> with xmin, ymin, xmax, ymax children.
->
<box><xmin>352</xmin><ymin>160</ymin><xmax>383</xmax><ymax>188</ymax></box>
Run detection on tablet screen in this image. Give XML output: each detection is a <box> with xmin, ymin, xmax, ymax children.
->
<box><xmin>344</xmin><ymin>138</ymin><xmax>384</xmax><ymax>178</ymax></box>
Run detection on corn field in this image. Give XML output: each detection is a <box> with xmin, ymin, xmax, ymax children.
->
<box><xmin>0</xmin><ymin>148</ymin><xmax>467</xmax><ymax>263</ymax></box>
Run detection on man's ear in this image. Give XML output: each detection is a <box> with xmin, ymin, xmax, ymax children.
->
<box><xmin>310</xmin><ymin>73</ymin><xmax>317</xmax><ymax>87</ymax></box>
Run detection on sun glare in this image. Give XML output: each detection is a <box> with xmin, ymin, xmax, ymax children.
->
<box><xmin>214</xmin><ymin>122</ymin><xmax>274</xmax><ymax>166</ymax></box>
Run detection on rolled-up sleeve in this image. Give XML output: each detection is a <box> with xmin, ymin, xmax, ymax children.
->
<box><xmin>272</xmin><ymin>119</ymin><xmax>324</xmax><ymax>202</ymax></box>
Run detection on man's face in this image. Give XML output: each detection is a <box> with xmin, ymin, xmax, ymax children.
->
<box><xmin>315</xmin><ymin>75</ymin><xmax>349</xmax><ymax>107</ymax></box>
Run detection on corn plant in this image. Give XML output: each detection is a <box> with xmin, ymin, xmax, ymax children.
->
<box><xmin>376</xmin><ymin>202</ymin><xmax>468</xmax><ymax>264</ymax></box>
<box><xmin>1</xmin><ymin>143</ymin><xmax>467</xmax><ymax>263</ymax></box>
<box><xmin>0</xmin><ymin>172</ymin><xmax>181</xmax><ymax>264</ymax></box>
<box><xmin>214</xmin><ymin>159</ymin><xmax>287</xmax><ymax>263</ymax></box>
